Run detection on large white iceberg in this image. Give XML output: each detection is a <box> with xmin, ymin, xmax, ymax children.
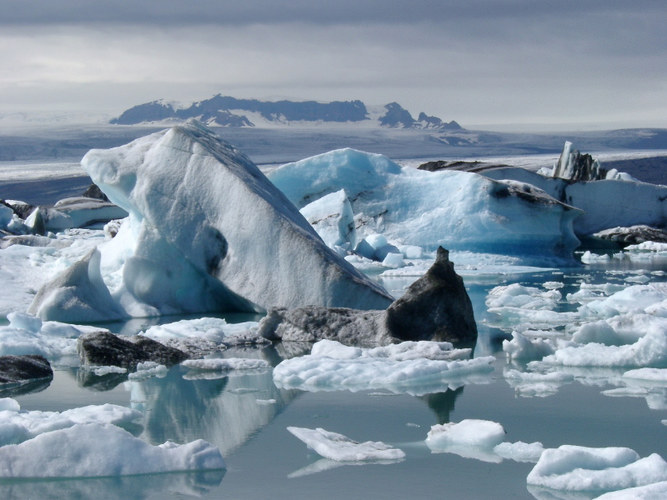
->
<box><xmin>268</xmin><ymin>148</ymin><xmax>581</xmax><ymax>260</ymax></box>
<box><xmin>29</xmin><ymin>123</ymin><xmax>392</xmax><ymax>322</ymax></box>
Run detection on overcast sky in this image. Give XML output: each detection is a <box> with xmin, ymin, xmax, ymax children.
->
<box><xmin>1</xmin><ymin>0</ymin><xmax>665</xmax><ymax>130</ymax></box>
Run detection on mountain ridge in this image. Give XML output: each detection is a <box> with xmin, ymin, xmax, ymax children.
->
<box><xmin>110</xmin><ymin>94</ymin><xmax>463</xmax><ymax>131</ymax></box>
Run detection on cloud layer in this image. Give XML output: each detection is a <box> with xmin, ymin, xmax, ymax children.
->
<box><xmin>1</xmin><ymin>1</ymin><xmax>665</xmax><ymax>129</ymax></box>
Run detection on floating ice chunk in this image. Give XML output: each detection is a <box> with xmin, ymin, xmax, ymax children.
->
<box><xmin>381</xmin><ymin>252</ymin><xmax>405</xmax><ymax>269</ymax></box>
<box><xmin>426</xmin><ymin>419</ymin><xmax>506</xmax><ymax>462</ymax></box>
<box><xmin>566</xmin><ymin>282</ymin><xmax>626</xmax><ymax>305</ymax></box>
<box><xmin>287</xmin><ymin>426</ymin><xmax>405</xmax><ymax>462</ymax></box>
<box><xmin>140</xmin><ymin>317</ymin><xmax>266</xmax><ymax>351</ymax></box>
<box><xmin>6</xmin><ymin>312</ymin><xmax>42</xmax><ymax>333</ymax></box>
<box><xmin>503</xmin><ymin>332</ymin><xmax>556</xmax><ymax>362</ymax></box>
<box><xmin>581</xmin><ymin>250</ymin><xmax>612</xmax><ymax>264</ymax></box>
<box><xmin>0</xmin><ymin>423</ymin><xmax>224</xmax><ymax>478</ymax></box>
<box><xmin>182</xmin><ymin>358</ymin><xmax>269</xmax><ymax>372</ymax></box>
<box><xmin>28</xmin><ymin>248</ymin><xmax>129</xmax><ymax>323</ymax></box>
<box><xmin>36</xmin><ymin>197</ymin><xmax>128</xmax><ymax>232</ymax></box>
<box><xmin>486</xmin><ymin>283</ymin><xmax>575</xmax><ymax>331</ymax></box>
<box><xmin>273</xmin><ymin>339</ymin><xmax>494</xmax><ymax>395</ymax></box>
<box><xmin>493</xmin><ymin>441</ymin><xmax>544</xmax><ymax>463</ymax></box>
<box><xmin>0</xmin><ymin>203</ymin><xmax>13</xmax><ymax>229</ymax></box>
<box><xmin>627</xmin><ymin>241</ymin><xmax>667</xmax><ymax>253</ymax></box>
<box><xmin>299</xmin><ymin>189</ymin><xmax>356</xmax><ymax>250</ymax></box>
<box><xmin>573</xmin><ymin>320</ymin><xmax>636</xmax><ymax>346</ymax></box>
<box><xmin>354</xmin><ymin>233</ymin><xmax>402</xmax><ymax>262</ymax></box>
<box><xmin>399</xmin><ymin>244</ymin><xmax>423</xmax><ymax>259</ymax></box>
<box><xmin>0</xmin><ymin>312</ymin><xmax>107</xmax><ymax>359</ymax></box>
<box><xmin>580</xmin><ymin>283</ymin><xmax>667</xmax><ymax>319</ymax></box>
<box><xmin>527</xmin><ymin>445</ymin><xmax>667</xmax><ymax>492</ymax></box>
<box><xmin>537</xmin><ymin>326</ymin><xmax>666</xmax><ymax>368</ymax></box>
<box><xmin>0</xmin><ymin>399</ymin><xmax>142</xmax><ymax>446</ymax></box>
<box><xmin>487</xmin><ymin>284</ymin><xmax>562</xmax><ymax>310</ymax></box>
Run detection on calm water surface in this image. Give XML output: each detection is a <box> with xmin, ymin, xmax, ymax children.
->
<box><xmin>3</xmin><ymin>259</ymin><xmax>666</xmax><ymax>500</ymax></box>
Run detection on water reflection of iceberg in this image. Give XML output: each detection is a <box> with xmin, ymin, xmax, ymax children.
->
<box><xmin>0</xmin><ymin>470</ymin><xmax>225</xmax><ymax>500</ymax></box>
<box><xmin>127</xmin><ymin>346</ymin><xmax>299</xmax><ymax>456</ymax></box>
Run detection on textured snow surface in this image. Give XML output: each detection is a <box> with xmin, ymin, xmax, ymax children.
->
<box><xmin>0</xmin><ymin>423</ymin><xmax>224</xmax><ymax>478</ymax></box>
<box><xmin>273</xmin><ymin>340</ymin><xmax>494</xmax><ymax>395</ymax></box>
<box><xmin>527</xmin><ymin>445</ymin><xmax>667</xmax><ymax>492</ymax></box>
<box><xmin>287</xmin><ymin>426</ymin><xmax>405</xmax><ymax>462</ymax></box>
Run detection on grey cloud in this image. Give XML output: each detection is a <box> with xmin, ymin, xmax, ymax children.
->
<box><xmin>0</xmin><ymin>0</ymin><xmax>664</xmax><ymax>28</ymax></box>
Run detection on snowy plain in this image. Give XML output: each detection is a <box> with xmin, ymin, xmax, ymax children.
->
<box><xmin>0</xmin><ymin>125</ymin><xmax>666</xmax><ymax>499</ymax></box>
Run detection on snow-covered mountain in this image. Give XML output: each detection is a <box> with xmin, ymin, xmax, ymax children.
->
<box><xmin>110</xmin><ymin>95</ymin><xmax>463</xmax><ymax>130</ymax></box>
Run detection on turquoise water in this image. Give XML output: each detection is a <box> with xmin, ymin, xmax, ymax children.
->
<box><xmin>4</xmin><ymin>259</ymin><xmax>666</xmax><ymax>499</ymax></box>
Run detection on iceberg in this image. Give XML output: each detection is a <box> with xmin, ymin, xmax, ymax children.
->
<box><xmin>272</xmin><ymin>339</ymin><xmax>494</xmax><ymax>395</ymax></box>
<box><xmin>268</xmin><ymin>148</ymin><xmax>581</xmax><ymax>260</ymax></box>
<box><xmin>28</xmin><ymin>123</ymin><xmax>392</xmax><ymax>322</ymax></box>
<box><xmin>482</xmin><ymin>143</ymin><xmax>667</xmax><ymax>237</ymax></box>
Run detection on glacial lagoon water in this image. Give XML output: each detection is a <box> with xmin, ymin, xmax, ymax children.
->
<box><xmin>4</xmin><ymin>257</ymin><xmax>666</xmax><ymax>500</ymax></box>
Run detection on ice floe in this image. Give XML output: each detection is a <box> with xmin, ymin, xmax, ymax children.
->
<box><xmin>527</xmin><ymin>445</ymin><xmax>667</xmax><ymax>493</ymax></box>
<box><xmin>287</xmin><ymin>426</ymin><xmax>405</xmax><ymax>462</ymax></box>
<box><xmin>425</xmin><ymin>419</ymin><xmax>506</xmax><ymax>462</ymax></box>
<box><xmin>0</xmin><ymin>311</ymin><xmax>106</xmax><ymax>359</ymax></box>
<box><xmin>0</xmin><ymin>397</ymin><xmax>142</xmax><ymax>445</ymax></box>
<box><xmin>272</xmin><ymin>339</ymin><xmax>494</xmax><ymax>395</ymax></box>
<box><xmin>493</xmin><ymin>441</ymin><xmax>544</xmax><ymax>463</ymax></box>
<box><xmin>139</xmin><ymin>316</ymin><xmax>267</xmax><ymax>355</ymax></box>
